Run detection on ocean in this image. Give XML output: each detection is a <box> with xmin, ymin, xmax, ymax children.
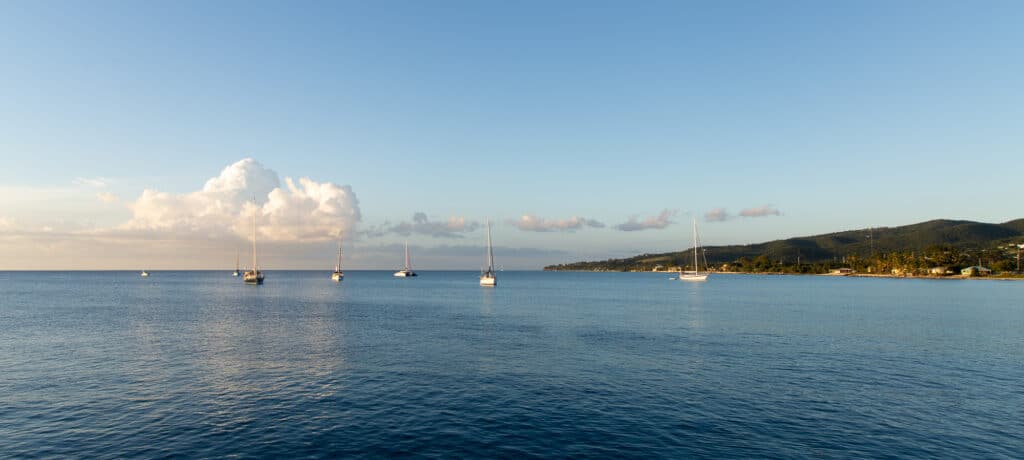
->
<box><xmin>2</xmin><ymin>271</ymin><xmax>1022</xmax><ymax>458</ymax></box>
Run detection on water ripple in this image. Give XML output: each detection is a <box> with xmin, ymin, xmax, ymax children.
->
<box><xmin>1</xmin><ymin>271</ymin><xmax>1022</xmax><ymax>457</ymax></box>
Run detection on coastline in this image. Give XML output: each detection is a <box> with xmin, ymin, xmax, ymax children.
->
<box><xmin>549</xmin><ymin>270</ymin><xmax>1024</xmax><ymax>281</ymax></box>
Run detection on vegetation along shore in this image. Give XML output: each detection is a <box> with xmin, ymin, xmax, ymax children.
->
<box><xmin>545</xmin><ymin>219</ymin><xmax>1024</xmax><ymax>278</ymax></box>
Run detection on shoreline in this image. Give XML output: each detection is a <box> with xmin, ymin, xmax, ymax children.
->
<box><xmin>549</xmin><ymin>270</ymin><xmax>1024</xmax><ymax>281</ymax></box>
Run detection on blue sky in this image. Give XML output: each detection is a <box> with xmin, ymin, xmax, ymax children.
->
<box><xmin>0</xmin><ymin>1</ymin><xmax>1021</xmax><ymax>269</ymax></box>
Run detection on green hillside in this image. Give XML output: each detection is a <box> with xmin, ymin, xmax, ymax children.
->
<box><xmin>545</xmin><ymin>219</ymin><xmax>1024</xmax><ymax>274</ymax></box>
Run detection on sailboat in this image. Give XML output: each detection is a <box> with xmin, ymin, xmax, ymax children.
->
<box><xmin>331</xmin><ymin>232</ymin><xmax>344</xmax><ymax>282</ymax></box>
<box><xmin>140</xmin><ymin>270</ymin><xmax>150</xmax><ymax>277</ymax></box>
<box><xmin>393</xmin><ymin>241</ymin><xmax>417</xmax><ymax>277</ymax></box>
<box><xmin>480</xmin><ymin>220</ymin><xmax>496</xmax><ymax>287</ymax></box>
<box><xmin>243</xmin><ymin>203</ymin><xmax>265</xmax><ymax>285</ymax></box>
<box><xmin>232</xmin><ymin>249</ymin><xmax>240</xmax><ymax>277</ymax></box>
<box><xmin>679</xmin><ymin>218</ymin><xmax>709</xmax><ymax>281</ymax></box>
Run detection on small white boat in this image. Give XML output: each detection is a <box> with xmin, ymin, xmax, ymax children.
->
<box><xmin>679</xmin><ymin>218</ymin><xmax>709</xmax><ymax>282</ymax></box>
<box><xmin>331</xmin><ymin>232</ymin><xmax>344</xmax><ymax>282</ymax></box>
<box><xmin>243</xmin><ymin>202</ymin><xmax>265</xmax><ymax>285</ymax></box>
<box><xmin>393</xmin><ymin>241</ymin><xmax>417</xmax><ymax>277</ymax></box>
<box><xmin>140</xmin><ymin>270</ymin><xmax>150</xmax><ymax>277</ymax></box>
<box><xmin>232</xmin><ymin>249</ymin><xmax>240</xmax><ymax>277</ymax></box>
<box><xmin>480</xmin><ymin>220</ymin><xmax>496</xmax><ymax>287</ymax></box>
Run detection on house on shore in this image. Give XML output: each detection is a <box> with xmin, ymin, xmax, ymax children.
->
<box><xmin>961</xmin><ymin>266</ymin><xmax>992</xmax><ymax>276</ymax></box>
<box><xmin>891</xmin><ymin>268</ymin><xmax>913</xmax><ymax>277</ymax></box>
<box><xmin>929</xmin><ymin>266</ymin><xmax>954</xmax><ymax>275</ymax></box>
<box><xmin>829</xmin><ymin>268</ymin><xmax>855</xmax><ymax>275</ymax></box>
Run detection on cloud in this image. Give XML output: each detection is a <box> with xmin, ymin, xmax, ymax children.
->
<box><xmin>508</xmin><ymin>214</ymin><xmax>605</xmax><ymax>232</ymax></box>
<box><xmin>615</xmin><ymin>209</ymin><xmax>676</xmax><ymax>231</ymax></box>
<box><xmin>364</xmin><ymin>243</ymin><xmax>569</xmax><ymax>258</ymax></box>
<box><xmin>704</xmin><ymin>205</ymin><xmax>782</xmax><ymax>222</ymax></box>
<box><xmin>96</xmin><ymin>192</ymin><xmax>119</xmax><ymax>203</ymax></box>
<box><xmin>704</xmin><ymin>208</ymin><xmax>731</xmax><ymax>222</ymax></box>
<box><xmin>73</xmin><ymin>177</ymin><xmax>110</xmax><ymax>188</ymax></box>
<box><xmin>739</xmin><ymin>205</ymin><xmax>781</xmax><ymax>218</ymax></box>
<box><xmin>368</xmin><ymin>212</ymin><xmax>481</xmax><ymax>239</ymax></box>
<box><xmin>121</xmin><ymin>158</ymin><xmax>360</xmax><ymax>242</ymax></box>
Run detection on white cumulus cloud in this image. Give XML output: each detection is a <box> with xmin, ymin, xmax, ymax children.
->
<box><xmin>122</xmin><ymin>158</ymin><xmax>359</xmax><ymax>241</ymax></box>
<box><xmin>508</xmin><ymin>214</ymin><xmax>605</xmax><ymax>232</ymax></box>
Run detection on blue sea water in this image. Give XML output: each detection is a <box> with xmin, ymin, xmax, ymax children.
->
<box><xmin>1</xmin><ymin>271</ymin><xmax>1022</xmax><ymax>458</ymax></box>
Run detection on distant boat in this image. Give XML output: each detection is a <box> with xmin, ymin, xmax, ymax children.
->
<box><xmin>331</xmin><ymin>232</ymin><xmax>344</xmax><ymax>282</ymax></box>
<box><xmin>140</xmin><ymin>270</ymin><xmax>150</xmax><ymax>277</ymax></box>
<box><xmin>679</xmin><ymin>218</ymin><xmax>709</xmax><ymax>282</ymax></box>
<box><xmin>480</xmin><ymin>220</ymin><xmax>496</xmax><ymax>287</ymax></box>
<box><xmin>393</xmin><ymin>241</ymin><xmax>417</xmax><ymax>277</ymax></box>
<box><xmin>232</xmin><ymin>249</ymin><xmax>240</xmax><ymax>277</ymax></box>
<box><xmin>243</xmin><ymin>202</ymin><xmax>265</xmax><ymax>285</ymax></box>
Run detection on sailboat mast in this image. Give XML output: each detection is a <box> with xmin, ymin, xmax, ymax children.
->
<box><xmin>404</xmin><ymin>241</ymin><xmax>410</xmax><ymax>270</ymax></box>
<box><xmin>486</xmin><ymin>220</ymin><xmax>494</xmax><ymax>271</ymax></box>
<box><xmin>693</xmin><ymin>218</ymin><xmax>699</xmax><ymax>274</ymax></box>
<box><xmin>252</xmin><ymin>204</ymin><xmax>258</xmax><ymax>271</ymax></box>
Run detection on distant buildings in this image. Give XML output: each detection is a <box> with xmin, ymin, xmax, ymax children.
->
<box><xmin>960</xmin><ymin>266</ymin><xmax>992</xmax><ymax>276</ymax></box>
<box><xmin>829</xmin><ymin>268</ymin><xmax>855</xmax><ymax>275</ymax></box>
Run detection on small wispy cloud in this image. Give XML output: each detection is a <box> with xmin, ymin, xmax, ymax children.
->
<box><xmin>73</xmin><ymin>177</ymin><xmax>110</xmax><ymax>188</ymax></box>
<box><xmin>96</xmin><ymin>192</ymin><xmax>120</xmax><ymax>204</ymax></box>
<box><xmin>704</xmin><ymin>208</ymin><xmax>731</xmax><ymax>222</ymax></box>
<box><xmin>615</xmin><ymin>209</ymin><xmax>676</xmax><ymax>231</ymax></box>
<box><xmin>739</xmin><ymin>205</ymin><xmax>781</xmax><ymax>218</ymax></box>
<box><xmin>705</xmin><ymin>205</ymin><xmax>782</xmax><ymax>222</ymax></box>
<box><xmin>370</xmin><ymin>212</ymin><xmax>481</xmax><ymax>239</ymax></box>
<box><xmin>508</xmin><ymin>215</ymin><xmax>605</xmax><ymax>232</ymax></box>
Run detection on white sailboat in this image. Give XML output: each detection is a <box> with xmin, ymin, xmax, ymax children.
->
<box><xmin>393</xmin><ymin>241</ymin><xmax>417</xmax><ymax>277</ymax></box>
<box><xmin>480</xmin><ymin>220</ymin><xmax>496</xmax><ymax>287</ymax></box>
<box><xmin>679</xmin><ymin>218</ymin><xmax>709</xmax><ymax>281</ymax></box>
<box><xmin>331</xmin><ymin>232</ymin><xmax>344</xmax><ymax>282</ymax></box>
<box><xmin>232</xmin><ymin>249</ymin><xmax>240</xmax><ymax>277</ymax></box>
<box><xmin>243</xmin><ymin>203</ymin><xmax>265</xmax><ymax>285</ymax></box>
<box><xmin>140</xmin><ymin>270</ymin><xmax>150</xmax><ymax>277</ymax></box>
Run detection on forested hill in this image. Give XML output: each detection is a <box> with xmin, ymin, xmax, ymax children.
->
<box><xmin>544</xmin><ymin>219</ymin><xmax>1024</xmax><ymax>272</ymax></box>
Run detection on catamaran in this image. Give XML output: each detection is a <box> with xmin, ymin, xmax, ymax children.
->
<box><xmin>480</xmin><ymin>220</ymin><xmax>496</xmax><ymax>287</ymax></box>
<box><xmin>393</xmin><ymin>241</ymin><xmax>417</xmax><ymax>277</ymax></box>
<box><xmin>243</xmin><ymin>203</ymin><xmax>265</xmax><ymax>285</ymax></box>
<box><xmin>679</xmin><ymin>218</ymin><xmax>709</xmax><ymax>281</ymax></box>
<box><xmin>331</xmin><ymin>233</ymin><xmax>344</xmax><ymax>282</ymax></box>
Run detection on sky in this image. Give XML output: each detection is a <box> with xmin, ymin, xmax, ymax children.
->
<box><xmin>0</xmin><ymin>1</ymin><xmax>1021</xmax><ymax>269</ymax></box>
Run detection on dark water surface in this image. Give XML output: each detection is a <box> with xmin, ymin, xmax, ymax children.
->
<box><xmin>2</xmin><ymin>271</ymin><xmax>1022</xmax><ymax>458</ymax></box>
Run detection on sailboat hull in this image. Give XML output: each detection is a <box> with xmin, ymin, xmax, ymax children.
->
<box><xmin>393</xmin><ymin>270</ymin><xmax>416</xmax><ymax>277</ymax></box>
<box><xmin>479</xmin><ymin>275</ymin><xmax>496</xmax><ymax>286</ymax></box>
<box><xmin>678</xmin><ymin>274</ymin><xmax>708</xmax><ymax>281</ymax></box>
<box><xmin>243</xmin><ymin>271</ymin><xmax>264</xmax><ymax>285</ymax></box>
<box><xmin>331</xmin><ymin>272</ymin><xmax>344</xmax><ymax>282</ymax></box>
